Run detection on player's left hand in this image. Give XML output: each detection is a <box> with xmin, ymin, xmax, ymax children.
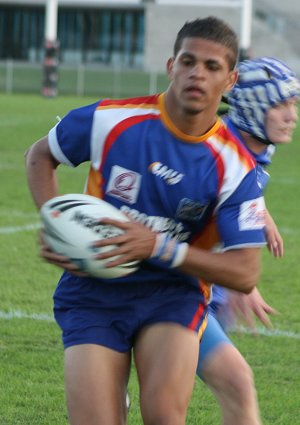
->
<box><xmin>38</xmin><ymin>231</ymin><xmax>88</xmax><ymax>277</ymax></box>
<box><xmin>227</xmin><ymin>286</ymin><xmax>278</xmax><ymax>330</ymax></box>
<box><xmin>265</xmin><ymin>209</ymin><xmax>283</xmax><ymax>257</ymax></box>
<box><xmin>91</xmin><ymin>218</ymin><xmax>157</xmax><ymax>267</ymax></box>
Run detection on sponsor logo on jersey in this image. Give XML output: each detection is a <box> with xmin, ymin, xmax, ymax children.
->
<box><xmin>176</xmin><ymin>198</ymin><xmax>208</xmax><ymax>221</ymax></box>
<box><xmin>120</xmin><ymin>205</ymin><xmax>191</xmax><ymax>241</ymax></box>
<box><xmin>106</xmin><ymin>165</ymin><xmax>141</xmax><ymax>204</ymax></box>
<box><xmin>238</xmin><ymin>196</ymin><xmax>266</xmax><ymax>230</ymax></box>
<box><xmin>148</xmin><ymin>162</ymin><xmax>184</xmax><ymax>185</ymax></box>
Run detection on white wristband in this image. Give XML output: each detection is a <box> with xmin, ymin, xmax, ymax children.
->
<box><xmin>171</xmin><ymin>242</ymin><xmax>189</xmax><ymax>268</ymax></box>
<box><xmin>150</xmin><ymin>233</ymin><xmax>188</xmax><ymax>268</ymax></box>
<box><xmin>150</xmin><ymin>233</ymin><xmax>169</xmax><ymax>258</ymax></box>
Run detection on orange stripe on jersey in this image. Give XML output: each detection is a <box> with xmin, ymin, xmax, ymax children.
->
<box><xmin>204</xmin><ymin>142</ymin><xmax>225</xmax><ymax>194</ymax></box>
<box><xmin>97</xmin><ymin>94</ymin><xmax>160</xmax><ymax>110</ymax></box>
<box><xmin>85</xmin><ymin>166</ymin><xmax>104</xmax><ymax>199</ymax></box>
<box><xmin>217</xmin><ymin>125</ymin><xmax>255</xmax><ymax>171</ymax></box>
<box><xmin>99</xmin><ymin>113</ymin><xmax>160</xmax><ymax>172</ymax></box>
<box><xmin>191</xmin><ymin>218</ymin><xmax>220</xmax><ymax>250</ymax></box>
<box><xmin>191</xmin><ymin>223</ymin><xmax>218</xmax><ymax>302</ymax></box>
<box><xmin>159</xmin><ymin>92</ymin><xmax>222</xmax><ymax>143</ymax></box>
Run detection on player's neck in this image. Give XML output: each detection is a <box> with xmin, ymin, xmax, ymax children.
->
<box><xmin>164</xmin><ymin>90</ymin><xmax>218</xmax><ymax>137</ymax></box>
<box><xmin>241</xmin><ymin>131</ymin><xmax>267</xmax><ymax>154</ymax></box>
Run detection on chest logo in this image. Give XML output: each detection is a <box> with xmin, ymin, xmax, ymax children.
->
<box><xmin>149</xmin><ymin>162</ymin><xmax>184</xmax><ymax>185</ymax></box>
<box><xmin>106</xmin><ymin>165</ymin><xmax>141</xmax><ymax>204</ymax></box>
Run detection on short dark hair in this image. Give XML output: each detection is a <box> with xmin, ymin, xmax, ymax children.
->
<box><xmin>174</xmin><ymin>16</ymin><xmax>239</xmax><ymax>70</ymax></box>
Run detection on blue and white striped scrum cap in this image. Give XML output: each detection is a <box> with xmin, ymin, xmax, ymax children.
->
<box><xmin>227</xmin><ymin>57</ymin><xmax>300</xmax><ymax>141</ymax></box>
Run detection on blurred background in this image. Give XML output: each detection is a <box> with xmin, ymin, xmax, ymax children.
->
<box><xmin>1</xmin><ymin>3</ymin><xmax>299</xmax><ymax>424</ymax></box>
<box><xmin>0</xmin><ymin>0</ymin><xmax>299</xmax><ymax>97</ymax></box>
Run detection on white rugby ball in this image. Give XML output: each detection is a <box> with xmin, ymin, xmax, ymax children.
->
<box><xmin>40</xmin><ymin>194</ymin><xmax>139</xmax><ymax>279</ymax></box>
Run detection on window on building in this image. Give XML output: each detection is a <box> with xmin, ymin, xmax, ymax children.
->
<box><xmin>0</xmin><ymin>5</ymin><xmax>144</xmax><ymax>68</ymax></box>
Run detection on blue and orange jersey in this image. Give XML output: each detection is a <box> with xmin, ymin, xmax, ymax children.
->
<box><xmin>210</xmin><ymin>115</ymin><xmax>275</xmax><ymax>308</ymax></box>
<box><xmin>48</xmin><ymin>93</ymin><xmax>266</xmax><ymax>290</ymax></box>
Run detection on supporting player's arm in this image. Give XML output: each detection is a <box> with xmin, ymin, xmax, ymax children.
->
<box><xmin>180</xmin><ymin>245</ymin><xmax>260</xmax><ymax>294</ymax></box>
<box><xmin>25</xmin><ymin>136</ymin><xmax>60</xmax><ymax>209</ymax></box>
<box><xmin>92</xmin><ymin>218</ymin><xmax>261</xmax><ymax>294</ymax></box>
<box><xmin>264</xmin><ymin>208</ymin><xmax>283</xmax><ymax>257</ymax></box>
<box><xmin>25</xmin><ymin>137</ymin><xmax>84</xmax><ymax>275</ymax></box>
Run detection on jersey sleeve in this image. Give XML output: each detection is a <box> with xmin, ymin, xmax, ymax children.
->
<box><xmin>48</xmin><ymin>101</ymin><xmax>99</xmax><ymax>167</ymax></box>
<box><xmin>216</xmin><ymin>169</ymin><xmax>267</xmax><ymax>250</ymax></box>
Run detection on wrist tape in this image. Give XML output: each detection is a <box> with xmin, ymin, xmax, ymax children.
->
<box><xmin>150</xmin><ymin>233</ymin><xmax>188</xmax><ymax>268</ymax></box>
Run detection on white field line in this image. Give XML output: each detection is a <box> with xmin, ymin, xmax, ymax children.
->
<box><xmin>0</xmin><ymin>310</ymin><xmax>54</xmax><ymax>322</ymax></box>
<box><xmin>0</xmin><ymin>309</ymin><xmax>299</xmax><ymax>339</ymax></box>
<box><xmin>0</xmin><ymin>163</ymin><xmax>88</xmax><ymax>173</ymax></box>
<box><xmin>280</xmin><ymin>227</ymin><xmax>300</xmax><ymax>235</ymax></box>
<box><xmin>0</xmin><ymin>223</ymin><xmax>41</xmax><ymax>234</ymax></box>
<box><xmin>272</xmin><ymin>177</ymin><xmax>300</xmax><ymax>185</ymax></box>
<box><xmin>2</xmin><ymin>222</ymin><xmax>299</xmax><ymax>235</ymax></box>
<box><xmin>0</xmin><ymin>210</ymin><xmax>39</xmax><ymax>218</ymax></box>
<box><xmin>229</xmin><ymin>325</ymin><xmax>300</xmax><ymax>340</ymax></box>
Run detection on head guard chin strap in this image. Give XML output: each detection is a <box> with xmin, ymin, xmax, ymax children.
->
<box><xmin>227</xmin><ymin>57</ymin><xmax>300</xmax><ymax>144</ymax></box>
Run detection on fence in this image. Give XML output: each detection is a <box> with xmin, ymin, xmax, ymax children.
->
<box><xmin>0</xmin><ymin>60</ymin><xmax>169</xmax><ymax>98</ymax></box>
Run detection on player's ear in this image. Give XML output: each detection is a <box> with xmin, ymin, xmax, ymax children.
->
<box><xmin>166</xmin><ymin>57</ymin><xmax>175</xmax><ymax>81</ymax></box>
<box><xmin>225</xmin><ymin>69</ymin><xmax>238</xmax><ymax>93</ymax></box>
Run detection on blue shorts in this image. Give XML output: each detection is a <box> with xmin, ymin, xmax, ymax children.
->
<box><xmin>196</xmin><ymin>312</ymin><xmax>233</xmax><ymax>379</ymax></box>
<box><xmin>54</xmin><ymin>276</ymin><xmax>207</xmax><ymax>352</ymax></box>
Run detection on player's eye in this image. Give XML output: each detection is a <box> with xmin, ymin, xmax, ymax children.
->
<box><xmin>206</xmin><ymin>61</ymin><xmax>221</xmax><ymax>71</ymax></box>
<box><xmin>180</xmin><ymin>56</ymin><xmax>194</xmax><ymax>67</ymax></box>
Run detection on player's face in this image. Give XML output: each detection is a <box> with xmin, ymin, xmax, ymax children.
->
<box><xmin>167</xmin><ymin>37</ymin><xmax>237</xmax><ymax>116</ymax></box>
<box><xmin>265</xmin><ymin>98</ymin><xmax>298</xmax><ymax>143</ymax></box>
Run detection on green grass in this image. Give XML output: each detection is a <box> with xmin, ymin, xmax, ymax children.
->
<box><xmin>0</xmin><ymin>63</ymin><xmax>169</xmax><ymax>97</ymax></box>
<box><xmin>0</xmin><ymin>93</ymin><xmax>299</xmax><ymax>424</ymax></box>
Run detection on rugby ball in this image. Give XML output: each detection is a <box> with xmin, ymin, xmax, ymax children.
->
<box><xmin>40</xmin><ymin>194</ymin><xmax>139</xmax><ymax>279</ymax></box>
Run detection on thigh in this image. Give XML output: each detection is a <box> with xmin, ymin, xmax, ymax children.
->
<box><xmin>134</xmin><ymin>323</ymin><xmax>199</xmax><ymax>423</ymax></box>
<box><xmin>197</xmin><ymin>312</ymin><xmax>233</xmax><ymax>379</ymax></box>
<box><xmin>65</xmin><ymin>344</ymin><xmax>131</xmax><ymax>425</ymax></box>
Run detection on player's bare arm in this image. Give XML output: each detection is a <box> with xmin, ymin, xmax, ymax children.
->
<box><xmin>264</xmin><ymin>208</ymin><xmax>283</xmax><ymax>257</ymax></box>
<box><xmin>26</xmin><ymin>138</ymin><xmax>84</xmax><ymax>274</ymax></box>
<box><xmin>25</xmin><ymin>136</ymin><xmax>60</xmax><ymax>209</ymax></box>
<box><xmin>93</xmin><ymin>217</ymin><xmax>260</xmax><ymax>294</ymax></box>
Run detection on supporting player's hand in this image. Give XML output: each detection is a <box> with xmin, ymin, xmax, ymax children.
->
<box><xmin>38</xmin><ymin>231</ymin><xmax>88</xmax><ymax>276</ymax></box>
<box><xmin>265</xmin><ymin>209</ymin><xmax>283</xmax><ymax>257</ymax></box>
<box><xmin>227</xmin><ymin>287</ymin><xmax>278</xmax><ymax>330</ymax></box>
<box><xmin>91</xmin><ymin>218</ymin><xmax>156</xmax><ymax>267</ymax></box>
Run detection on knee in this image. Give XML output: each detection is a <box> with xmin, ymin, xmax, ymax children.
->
<box><xmin>140</xmin><ymin>389</ymin><xmax>188</xmax><ymax>425</ymax></box>
<box><xmin>227</xmin><ymin>357</ymin><xmax>256</xmax><ymax>401</ymax></box>
<box><xmin>202</xmin><ymin>346</ymin><xmax>256</xmax><ymax>403</ymax></box>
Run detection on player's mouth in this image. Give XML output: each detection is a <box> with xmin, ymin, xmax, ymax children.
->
<box><xmin>184</xmin><ymin>86</ymin><xmax>205</xmax><ymax>98</ymax></box>
<box><xmin>281</xmin><ymin>127</ymin><xmax>294</xmax><ymax>135</ymax></box>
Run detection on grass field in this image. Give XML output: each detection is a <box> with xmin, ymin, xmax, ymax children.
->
<box><xmin>0</xmin><ymin>62</ymin><xmax>169</xmax><ymax>98</ymax></box>
<box><xmin>0</xmin><ymin>93</ymin><xmax>299</xmax><ymax>425</ymax></box>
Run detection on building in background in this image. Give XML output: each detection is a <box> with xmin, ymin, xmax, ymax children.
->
<box><xmin>0</xmin><ymin>0</ymin><xmax>299</xmax><ymax>98</ymax></box>
<box><xmin>0</xmin><ymin>0</ymin><xmax>252</xmax><ymax>72</ymax></box>
<box><xmin>1</xmin><ymin>0</ymin><xmax>300</xmax><ymax>73</ymax></box>
<box><xmin>0</xmin><ymin>1</ymin><xmax>145</xmax><ymax>68</ymax></box>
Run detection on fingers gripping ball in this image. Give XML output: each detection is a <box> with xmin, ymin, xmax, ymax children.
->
<box><xmin>40</xmin><ymin>194</ymin><xmax>139</xmax><ymax>279</ymax></box>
